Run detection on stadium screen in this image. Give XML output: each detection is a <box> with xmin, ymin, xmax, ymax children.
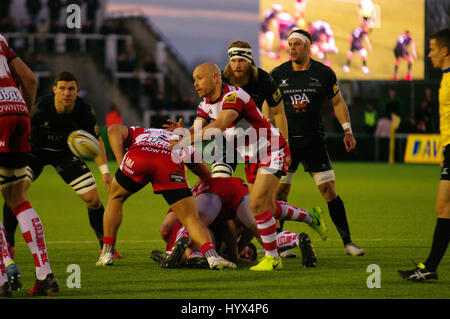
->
<box><xmin>259</xmin><ymin>0</ymin><xmax>425</xmax><ymax>81</ymax></box>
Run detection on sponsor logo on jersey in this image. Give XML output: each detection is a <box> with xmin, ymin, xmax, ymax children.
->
<box><xmin>170</xmin><ymin>174</ymin><xmax>186</xmax><ymax>183</ymax></box>
<box><xmin>125</xmin><ymin>158</ymin><xmax>134</xmax><ymax>168</ymax></box>
<box><xmin>279</xmin><ymin>79</ymin><xmax>289</xmax><ymax>87</ymax></box>
<box><xmin>223</xmin><ymin>93</ymin><xmax>237</xmax><ymax>104</ymax></box>
<box><xmin>290</xmin><ymin>93</ymin><xmax>310</xmax><ymax>113</ymax></box>
<box><xmin>309</xmin><ymin>77</ymin><xmax>321</xmax><ymax>87</ymax></box>
<box><xmin>272</xmin><ymin>88</ymin><xmax>282</xmax><ymax>102</ymax></box>
<box><xmin>0</xmin><ymin>87</ymin><xmax>25</xmax><ymax>103</ymax></box>
<box><xmin>333</xmin><ymin>83</ymin><xmax>339</xmax><ymax>95</ymax></box>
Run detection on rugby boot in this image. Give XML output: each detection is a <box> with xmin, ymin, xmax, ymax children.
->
<box><xmin>309</xmin><ymin>207</ymin><xmax>328</xmax><ymax>241</ymax></box>
<box><xmin>161</xmin><ymin>237</ymin><xmax>188</xmax><ymax>268</ymax></box>
<box><xmin>0</xmin><ymin>281</ymin><xmax>12</xmax><ymax>298</ymax></box>
<box><xmin>398</xmin><ymin>263</ymin><xmax>438</xmax><ymax>282</ymax></box>
<box><xmin>6</xmin><ymin>261</ymin><xmax>22</xmax><ymax>291</ymax></box>
<box><xmin>28</xmin><ymin>273</ymin><xmax>59</xmax><ymax>296</ymax></box>
<box><xmin>344</xmin><ymin>242</ymin><xmax>365</xmax><ymax>256</ymax></box>
<box><xmin>249</xmin><ymin>255</ymin><xmax>282</xmax><ymax>271</ymax></box>
<box><xmin>298</xmin><ymin>233</ymin><xmax>317</xmax><ymax>267</ymax></box>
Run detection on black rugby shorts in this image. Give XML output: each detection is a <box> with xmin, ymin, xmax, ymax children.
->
<box><xmin>288</xmin><ymin>135</ymin><xmax>332</xmax><ymax>173</ymax></box>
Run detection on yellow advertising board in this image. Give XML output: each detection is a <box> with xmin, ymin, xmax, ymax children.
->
<box><xmin>404</xmin><ymin>134</ymin><xmax>442</xmax><ymax>164</ymax></box>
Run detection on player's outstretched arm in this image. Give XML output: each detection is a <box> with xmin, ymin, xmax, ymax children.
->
<box><xmin>107</xmin><ymin>124</ymin><xmax>129</xmax><ymax>166</ymax></box>
<box><xmin>9</xmin><ymin>57</ymin><xmax>37</xmax><ymax>112</ymax></box>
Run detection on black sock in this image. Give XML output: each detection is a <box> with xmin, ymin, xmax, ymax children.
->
<box><xmin>88</xmin><ymin>206</ymin><xmax>104</xmax><ymax>248</ymax></box>
<box><xmin>3</xmin><ymin>202</ymin><xmax>18</xmax><ymax>247</ymax></box>
<box><xmin>327</xmin><ymin>196</ymin><xmax>352</xmax><ymax>245</ymax></box>
<box><xmin>424</xmin><ymin>218</ymin><xmax>450</xmax><ymax>272</ymax></box>
<box><xmin>407</xmin><ymin>63</ymin><xmax>412</xmax><ymax>72</ymax></box>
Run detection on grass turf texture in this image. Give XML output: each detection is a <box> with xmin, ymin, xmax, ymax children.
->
<box><xmin>4</xmin><ymin>161</ymin><xmax>449</xmax><ymax>299</ymax></box>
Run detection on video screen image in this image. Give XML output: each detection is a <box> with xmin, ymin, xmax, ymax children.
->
<box><xmin>259</xmin><ymin>0</ymin><xmax>425</xmax><ymax>81</ymax></box>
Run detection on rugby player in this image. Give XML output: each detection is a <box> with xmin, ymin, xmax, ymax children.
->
<box><xmin>218</xmin><ymin>40</ymin><xmax>288</xmax><ymax>177</ymax></box>
<box><xmin>96</xmin><ymin>124</ymin><xmax>236</xmax><ymax>270</ymax></box>
<box><xmin>0</xmin><ymin>34</ymin><xmax>58</xmax><ymax>297</ymax></box>
<box><xmin>156</xmin><ymin>177</ymin><xmax>319</xmax><ymax>268</ymax></box>
<box><xmin>398</xmin><ymin>28</ymin><xmax>450</xmax><ymax>281</ymax></box>
<box><xmin>270</xmin><ymin>29</ymin><xmax>365</xmax><ymax>256</ymax></box>
<box><xmin>342</xmin><ymin>23</ymin><xmax>372</xmax><ymax>75</ymax></box>
<box><xmin>1</xmin><ymin>71</ymin><xmax>122</xmax><ymax>259</ymax></box>
<box><xmin>308</xmin><ymin>20</ymin><xmax>339</xmax><ymax>67</ymax></box>
<box><xmin>170</xmin><ymin>62</ymin><xmax>293</xmax><ymax>271</ymax></box>
<box><xmin>393</xmin><ymin>30</ymin><xmax>417</xmax><ymax>81</ymax></box>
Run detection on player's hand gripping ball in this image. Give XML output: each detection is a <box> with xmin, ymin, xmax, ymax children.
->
<box><xmin>67</xmin><ymin>130</ymin><xmax>100</xmax><ymax>160</ymax></box>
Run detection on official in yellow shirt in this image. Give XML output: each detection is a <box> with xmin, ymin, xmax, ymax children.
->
<box><xmin>399</xmin><ymin>28</ymin><xmax>450</xmax><ymax>281</ymax></box>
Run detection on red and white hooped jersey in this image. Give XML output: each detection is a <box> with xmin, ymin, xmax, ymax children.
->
<box><xmin>0</xmin><ymin>34</ymin><xmax>28</xmax><ymax>116</ymax></box>
<box><xmin>196</xmin><ymin>83</ymin><xmax>286</xmax><ymax>161</ymax></box>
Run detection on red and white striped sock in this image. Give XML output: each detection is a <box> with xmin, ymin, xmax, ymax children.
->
<box><xmin>0</xmin><ymin>223</ymin><xmax>14</xmax><ymax>266</ymax></box>
<box><xmin>277</xmin><ymin>231</ymin><xmax>299</xmax><ymax>250</ymax></box>
<box><xmin>176</xmin><ymin>225</ymin><xmax>191</xmax><ymax>245</ymax></box>
<box><xmin>12</xmin><ymin>201</ymin><xmax>52</xmax><ymax>280</ymax></box>
<box><xmin>275</xmin><ymin>200</ymin><xmax>313</xmax><ymax>224</ymax></box>
<box><xmin>0</xmin><ymin>221</ymin><xmax>9</xmax><ymax>286</ymax></box>
<box><xmin>102</xmin><ymin>236</ymin><xmax>116</xmax><ymax>255</ymax></box>
<box><xmin>255</xmin><ymin>210</ymin><xmax>279</xmax><ymax>259</ymax></box>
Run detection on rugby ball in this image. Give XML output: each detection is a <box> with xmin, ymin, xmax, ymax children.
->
<box><xmin>67</xmin><ymin>130</ymin><xmax>100</xmax><ymax>160</ymax></box>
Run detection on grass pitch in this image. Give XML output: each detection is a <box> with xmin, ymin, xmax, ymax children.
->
<box><xmin>4</xmin><ymin>161</ymin><xmax>449</xmax><ymax>299</ymax></box>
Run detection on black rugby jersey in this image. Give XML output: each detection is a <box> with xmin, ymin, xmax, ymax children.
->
<box><xmin>270</xmin><ymin>59</ymin><xmax>339</xmax><ymax>137</ymax></box>
<box><xmin>30</xmin><ymin>94</ymin><xmax>99</xmax><ymax>157</ymax></box>
<box><xmin>223</xmin><ymin>68</ymin><xmax>282</xmax><ymax>110</ymax></box>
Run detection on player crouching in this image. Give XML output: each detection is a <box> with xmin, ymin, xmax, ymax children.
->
<box><xmin>95</xmin><ymin>124</ymin><xmax>236</xmax><ymax>270</ymax></box>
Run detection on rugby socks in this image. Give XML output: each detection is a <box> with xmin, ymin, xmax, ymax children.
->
<box><xmin>255</xmin><ymin>210</ymin><xmax>279</xmax><ymax>259</ymax></box>
<box><xmin>12</xmin><ymin>201</ymin><xmax>52</xmax><ymax>280</ymax></box>
<box><xmin>327</xmin><ymin>196</ymin><xmax>352</xmax><ymax>246</ymax></box>
<box><xmin>277</xmin><ymin>231</ymin><xmax>299</xmax><ymax>251</ymax></box>
<box><xmin>176</xmin><ymin>225</ymin><xmax>190</xmax><ymax>244</ymax></box>
<box><xmin>2</xmin><ymin>203</ymin><xmax>18</xmax><ymax>247</ymax></box>
<box><xmin>88</xmin><ymin>206</ymin><xmax>105</xmax><ymax>248</ymax></box>
<box><xmin>0</xmin><ymin>221</ymin><xmax>9</xmax><ymax>286</ymax></box>
<box><xmin>101</xmin><ymin>236</ymin><xmax>115</xmax><ymax>255</ymax></box>
<box><xmin>0</xmin><ymin>225</ymin><xmax>14</xmax><ymax>266</ymax></box>
<box><xmin>424</xmin><ymin>218</ymin><xmax>450</xmax><ymax>272</ymax></box>
<box><xmin>274</xmin><ymin>200</ymin><xmax>313</xmax><ymax>224</ymax></box>
<box><xmin>200</xmin><ymin>242</ymin><xmax>220</xmax><ymax>259</ymax></box>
